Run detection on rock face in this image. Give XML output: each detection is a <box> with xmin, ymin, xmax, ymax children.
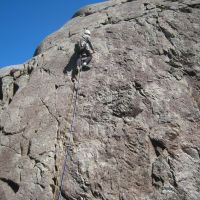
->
<box><xmin>0</xmin><ymin>0</ymin><xmax>200</xmax><ymax>199</ymax></box>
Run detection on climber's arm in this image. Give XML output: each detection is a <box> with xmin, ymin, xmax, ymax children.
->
<box><xmin>88</xmin><ymin>38</ymin><xmax>95</xmax><ymax>53</ymax></box>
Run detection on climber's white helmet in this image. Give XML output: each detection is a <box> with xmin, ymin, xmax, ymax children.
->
<box><xmin>84</xmin><ymin>29</ymin><xmax>91</xmax><ymax>36</ymax></box>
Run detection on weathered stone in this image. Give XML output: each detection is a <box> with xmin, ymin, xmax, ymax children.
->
<box><xmin>0</xmin><ymin>0</ymin><xmax>200</xmax><ymax>199</ymax></box>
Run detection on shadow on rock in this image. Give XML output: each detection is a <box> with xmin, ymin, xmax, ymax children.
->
<box><xmin>63</xmin><ymin>52</ymin><xmax>79</xmax><ymax>81</ymax></box>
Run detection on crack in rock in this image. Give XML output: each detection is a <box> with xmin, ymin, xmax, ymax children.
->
<box><xmin>0</xmin><ymin>178</ymin><xmax>20</xmax><ymax>193</ymax></box>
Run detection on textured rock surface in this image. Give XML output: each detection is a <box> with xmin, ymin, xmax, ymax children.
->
<box><xmin>0</xmin><ymin>0</ymin><xmax>200</xmax><ymax>199</ymax></box>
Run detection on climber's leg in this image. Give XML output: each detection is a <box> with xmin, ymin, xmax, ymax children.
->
<box><xmin>82</xmin><ymin>50</ymin><xmax>92</xmax><ymax>66</ymax></box>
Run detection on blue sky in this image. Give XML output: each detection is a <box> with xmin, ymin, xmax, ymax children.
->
<box><xmin>0</xmin><ymin>0</ymin><xmax>105</xmax><ymax>68</ymax></box>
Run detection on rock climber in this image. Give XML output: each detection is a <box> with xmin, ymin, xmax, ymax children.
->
<box><xmin>72</xmin><ymin>29</ymin><xmax>95</xmax><ymax>82</ymax></box>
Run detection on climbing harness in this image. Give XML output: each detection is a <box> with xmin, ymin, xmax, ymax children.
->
<box><xmin>56</xmin><ymin>67</ymin><xmax>82</xmax><ymax>200</ymax></box>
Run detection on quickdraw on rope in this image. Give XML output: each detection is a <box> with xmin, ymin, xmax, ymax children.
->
<box><xmin>56</xmin><ymin>67</ymin><xmax>82</xmax><ymax>200</ymax></box>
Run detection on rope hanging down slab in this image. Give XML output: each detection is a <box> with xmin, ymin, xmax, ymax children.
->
<box><xmin>57</xmin><ymin>69</ymin><xmax>82</xmax><ymax>200</ymax></box>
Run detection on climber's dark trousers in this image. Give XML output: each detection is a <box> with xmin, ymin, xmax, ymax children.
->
<box><xmin>77</xmin><ymin>50</ymin><xmax>92</xmax><ymax>67</ymax></box>
<box><xmin>84</xmin><ymin>50</ymin><xmax>92</xmax><ymax>65</ymax></box>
